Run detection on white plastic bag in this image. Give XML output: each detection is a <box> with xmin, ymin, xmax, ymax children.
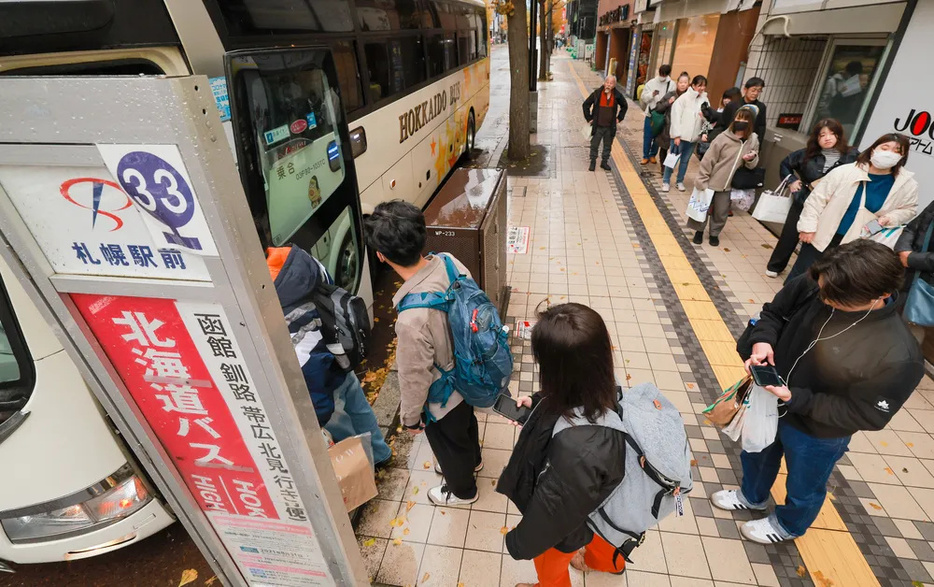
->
<box><xmin>721</xmin><ymin>402</ymin><xmax>747</xmax><ymax>442</ymax></box>
<box><xmin>741</xmin><ymin>385</ymin><xmax>779</xmax><ymax>453</ymax></box>
<box><xmin>581</xmin><ymin>124</ymin><xmax>592</xmax><ymax>141</ymax></box>
<box><xmin>730</xmin><ymin>188</ymin><xmax>756</xmax><ymax>212</ymax></box>
<box><xmin>664</xmin><ymin>151</ymin><xmax>681</xmax><ymax>169</ymax></box>
<box><xmin>686</xmin><ymin>187</ymin><xmax>714</xmax><ymax>223</ymax></box>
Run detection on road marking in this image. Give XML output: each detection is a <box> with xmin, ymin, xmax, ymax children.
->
<box><xmin>567</xmin><ymin>59</ymin><xmax>879</xmax><ymax>587</ymax></box>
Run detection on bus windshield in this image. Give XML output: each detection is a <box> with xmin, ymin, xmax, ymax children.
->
<box><xmin>232</xmin><ymin>52</ymin><xmax>347</xmax><ymax>246</ymax></box>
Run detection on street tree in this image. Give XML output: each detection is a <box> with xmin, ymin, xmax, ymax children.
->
<box><xmin>499</xmin><ymin>0</ymin><xmax>530</xmax><ymax>160</ymax></box>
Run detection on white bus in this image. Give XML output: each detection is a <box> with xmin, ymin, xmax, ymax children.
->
<box><xmin>0</xmin><ymin>0</ymin><xmax>489</xmax><ymax>567</ymax></box>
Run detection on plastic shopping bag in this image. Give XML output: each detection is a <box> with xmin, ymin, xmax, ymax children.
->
<box><xmin>686</xmin><ymin>187</ymin><xmax>714</xmax><ymax>223</ymax></box>
<box><xmin>864</xmin><ymin>224</ymin><xmax>905</xmax><ymax>249</ymax></box>
<box><xmin>741</xmin><ymin>385</ymin><xmax>779</xmax><ymax>453</ymax></box>
<box><xmin>664</xmin><ymin>151</ymin><xmax>681</xmax><ymax>169</ymax></box>
<box><xmin>730</xmin><ymin>188</ymin><xmax>756</xmax><ymax>212</ymax></box>
<box><xmin>721</xmin><ymin>402</ymin><xmax>747</xmax><ymax>442</ymax></box>
<box><xmin>581</xmin><ymin>124</ymin><xmax>592</xmax><ymax>141</ymax></box>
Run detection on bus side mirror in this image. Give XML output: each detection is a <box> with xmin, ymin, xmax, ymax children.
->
<box><xmin>350</xmin><ymin>126</ymin><xmax>367</xmax><ymax>158</ymax></box>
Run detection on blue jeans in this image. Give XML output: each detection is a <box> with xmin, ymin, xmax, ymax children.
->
<box><xmin>739</xmin><ymin>420</ymin><xmax>850</xmax><ymax>537</ymax></box>
<box><xmin>642</xmin><ymin>116</ymin><xmax>659</xmax><ymax>159</ymax></box>
<box><xmin>663</xmin><ymin>140</ymin><xmax>695</xmax><ymax>184</ymax></box>
<box><xmin>325</xmin><ymin>373</ymin><xmax>392</xmax><ymax>464</ymax></box>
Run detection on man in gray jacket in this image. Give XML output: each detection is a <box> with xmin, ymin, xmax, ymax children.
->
<box><xmin>364</xmin><ymin>201</ymin><xmax>482</xmax><ymax>507</ymax></box>
<box><xmin>640</xmin><ymin>64</ymin><xmax>672</xmax><ymax>165</ymax></box>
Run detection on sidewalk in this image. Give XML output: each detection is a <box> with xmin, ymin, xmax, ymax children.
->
<box><xmin>354</xmin><ymin>47</ymin><xmax>934</xmax><ymax>587</ymax></box>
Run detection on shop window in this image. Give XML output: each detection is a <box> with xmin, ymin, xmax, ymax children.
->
<box><xmin>811</xmin><ymin>43</ymin><xmax>886</xmax><ymax>138</ymax></box>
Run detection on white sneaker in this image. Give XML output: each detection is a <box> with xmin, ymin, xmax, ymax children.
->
<box><xmin>428</xmin><ymin>484</ymin><xmax>479</xmax><ymax>506</ymax></box>
<box><xmin>740</xmin><ymin>517</ymin><xmax>792</xmax><ymax>544</ymax></box>
<box><xmin>765</xmin><ymin>270</ymin><xmax>779</xmax><ymax>278</ymax></box>
<box><xmin>661</xmin><ymin>183</ymin><xmax>671</xmax><ymax>192</ymax></box>
<box><xmin>677</xmin><ymin>182</ymin><xmax>686</xmax><ymax>192</ymax></box>
<box><xmin>434</xmin><ymin>461</ymin><xmax>484</xmax><ymax>475</ymax></box>
<box><xmin>710</xmin><ymin>489</ymin><xmax>767</xmax><ymax>512</ymax></box>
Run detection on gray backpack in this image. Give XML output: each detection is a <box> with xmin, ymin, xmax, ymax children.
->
<box><xmin>552</xmin><ymin>383</ymin><xmax>693</xmax><ymax>564</ymax></box>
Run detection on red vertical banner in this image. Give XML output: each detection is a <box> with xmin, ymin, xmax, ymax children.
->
<box><xmin>71</xmin><ymin>294</ymin><xmax>277</xmax><ymax>519</ymax></box>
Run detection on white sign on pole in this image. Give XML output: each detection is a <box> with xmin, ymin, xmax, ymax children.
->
<box><xmin>97</xmin><ymin>144</ymin><xmax>219</xmax><ymax>256</ymax></box>
<box><xmin>0</xmin><ymin>165</ymin><xmax>211</xmax><ymax>280</ymax></box>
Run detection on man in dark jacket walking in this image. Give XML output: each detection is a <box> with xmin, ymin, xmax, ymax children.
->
<box><xmin>712</xmin><ymin>240</ymin><xmax>923</xmax><ymax>544</ymax></box>
<box><xmin>583</xmin><ymin>75</ymin><xmax>628</xmax><ymax>171</ymax></box>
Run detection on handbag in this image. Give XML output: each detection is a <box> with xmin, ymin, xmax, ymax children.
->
<box><xmin>650</xmin><ymin>110</ymin><xmax>666</xmax><ymax>137</ymax></box>
<box><xmin>905</xmin><ymin>221</ymin><xmax>934</xmax><ymax>327</ymax></box>
<box><xmin>851</xmin><ymin>185</ymin><xmax>904</xmax><ymax>248</ymax></box>
<box><xmin>703</xmin><ymin>376</ymin><xmax>753</xmax><ymax>427</ymax></box>
<box><xmin>686</xmin><ymin>187</ymin><xmax>714</xmax><ymax>223</ymax></box>
<box><xmin>731</xmin><ymin>166</ymin><xmax>766</xmax><ymax>189</ymax></box>
<box><xmin>752</xmin><ymin>176</ymin><xmax>793</xmax><ymax>224</ymax></box>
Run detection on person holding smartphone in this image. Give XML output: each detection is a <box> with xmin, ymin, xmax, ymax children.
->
<box><xmin>497</xmin><ymin>303</ymin><xmax>628</xmax><ymax>585</ymax></box>
<box><xmin>711</xmin><ymin>240</ymin><xmax>923</xmax><ymax>545</ymax></box>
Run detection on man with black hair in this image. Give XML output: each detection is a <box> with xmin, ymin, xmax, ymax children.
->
<box><xmin>711</xmin><ymin>240</ymin><xmax>923</xmax><ymax>544</ymax></box>
<box><xmin>640</xmin><ymin>64</ymin><xmax>673</xmax><ymax>165</ymax></box>
<box><xmin>363</xmin><ymin>200</ymin><xmax>482</xmax><ymax>506</ymax></box>
<box><xmin>721</xmin><ymin>77</ymin><xmax>767</xmax><ymax>141</ymax></box>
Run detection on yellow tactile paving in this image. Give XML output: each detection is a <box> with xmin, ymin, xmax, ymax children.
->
<box><xmin>567</xmin><ymin>62</ymin><xmax>880</xmax><ymax>587</ymax></box>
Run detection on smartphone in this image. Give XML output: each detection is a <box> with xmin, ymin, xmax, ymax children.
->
<box><xmin>493</xmin><ymin>393</ymin><xmax>532</xmax><ymax>425</ymax></box>
<box><xmin>864</xmin><ymin>219</ymin><xmax>884</xmax><ymax>235</ymax></box>
<box><xmin>750</xmin><ymin>365</ymin><xmax>784</xmax><ymax>388</ymax></box>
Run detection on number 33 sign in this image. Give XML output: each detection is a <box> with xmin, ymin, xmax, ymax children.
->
<box><xmin>97</xmin><ymin>144</ymin><xmax>218</xmax><ymax>256</ymax></box>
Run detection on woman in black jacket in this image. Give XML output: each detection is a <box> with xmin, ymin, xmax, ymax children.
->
<box><xmin>895</xmin><ymin>200</ymin><xmax>934</xmax><ymax>341</ymax></box>
<box><xmin>766</xmin><ymin>118</ymin><xmax>858</xmax><ymax>278</ymax></box>
<box><xmin>497</xmin><ymin>303</ymin><xmax>626</xmax><ymax>586</ymax></box>
<box><xmin>715</xmin><ymin>240</ymin><xmax>923</xmax><ymax>545</ymax></box>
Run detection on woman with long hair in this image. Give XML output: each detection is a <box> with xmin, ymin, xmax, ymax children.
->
<box><xmin>687</xmin><ymin>106</ymin><xmax>759</xmax><ymax>247</ymax></box>
<box><xmin>663</xmin><ymin>74</ymin><xmax>709</xmax><ymax>193</ymax></box>
<box><xmin>786</xmin><ymin>132</ymin><xmax>918</xmax><ymax>282</ymax></box>
<box><xmin>497</xmin><ymin>303</ymin><xmax>627</xmax><ymax>587</ymax></box>
<box><xmin>653</xmin><ymin>71</ymin><xmax>690</xmax><ymax>175</ymax></box>
<box><xmin>765</xmin><ymin>119</ymin><xmax>858</xmax><ymax>278</ymax></box>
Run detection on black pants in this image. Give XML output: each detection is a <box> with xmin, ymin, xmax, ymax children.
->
<box><xmin>425</xmin><ymin>400</ymin><xmax>481</xmax><ymax>499</ymax></box>
<box><xmin>590</xmin><ymin>126</ymin><xmax>615</xmax><ymax>163</ymax></box>
<box><xmin>658</xmin><ymin>147</ymin><xmax>668</xmax><ymax>173</ymax></box>
<box><xmin>767</xmin><ymin>200</ymin><xmax>805</xmax><ymax>274</ymax></box>
<box><xmin>785</xmin><ymin>233</ymin><xmax>843</xmax><ymax>284</ymax></box>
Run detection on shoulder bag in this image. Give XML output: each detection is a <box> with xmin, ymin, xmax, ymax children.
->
<box><xmin>905</xmin><ymin>221</ymin><xmax>934</xmax><ymax>327</ymax></box>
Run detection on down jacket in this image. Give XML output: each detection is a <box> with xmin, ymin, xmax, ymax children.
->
<box><xmin>797</xmin><ymin>162</ymin><xmax>919</xmax><ymax>253</ymax></box>
<box><xmin>498</xmin><ymin>395</ymin><xmax>627</xmax><ymax>559</ymax></box>
<box><xmin>747</xmin><ymin>275</ymin><xmax>923</xmax><ymax>439</ymax></box>
<box><xmin>267</xmin><ymin>246</ymin><xmax>345</xmax><ymax>425</ymax></box>
<box><xmin>694</xmin><ymin>130</ymin><xmax>759</xmax><ymax>192</ymax></box>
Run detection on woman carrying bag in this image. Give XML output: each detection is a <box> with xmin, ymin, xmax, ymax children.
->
<box><xmin>895</xmin><ymin>201</ymin><xmax>934</xmax><ymax>341</ymax></box>
<box><xmin>653</xmin><ymin>72</ymin><xmax>690</xmax><ymax>175</ymax></box>
<box><xmin>686</xmin><ymin>107</ymin><xmax>759</xmax><ymax>247</ymax></box>
<box><xmin>765</xmin><ymin>119</ymin><xmax>858</xmax><ymax>279</ymax></box>
<box><xmin>787</xmin><ymin>133</ymin><xmax>918</xmax><ymax>283</ymax></box>
<box><xmin>497</xmin><ymin>303</ymin><xmax>627</xmax><ymax>587</ymax></box>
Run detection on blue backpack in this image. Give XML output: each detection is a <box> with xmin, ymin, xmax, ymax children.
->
<box><xmin>396</xmin><ymin>254</ymin><xmax>513</xmax><ymax>412</ymax></box>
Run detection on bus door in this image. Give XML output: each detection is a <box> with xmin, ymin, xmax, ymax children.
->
<box><xmin>225</xmin><ymin>48</ymin><xmax>366</xmax><ymax>295</ymax></box>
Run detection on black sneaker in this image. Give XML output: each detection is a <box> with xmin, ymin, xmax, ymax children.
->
<box><xmin>588</xmin><ymin>160</ymin><xmax>596</xmax><ymax>172</ymax></box>
<box><xmin>692</xmin><ymin>231</ymin><xmax>703</xmax><ymax>245</ymax></box>
<box><xmin>709</xmin><ymin>235</ymin><xmax>720</xmax><ymax>247</ymax></box>
<box><xmin>600</xmin><ymin>160</ymin><xmax>611</xmax><ymax>170</ymax></box>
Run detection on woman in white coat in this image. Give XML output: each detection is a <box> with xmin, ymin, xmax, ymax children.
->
<box><xmin>663</xmin><ymin>74</ymin><xmax>708</xmax><ymax>193</ymax></box>
<box><xmin>786</xmin><ymin>133</ymin><xmax>918</xmax><ymax>283</ymax></box>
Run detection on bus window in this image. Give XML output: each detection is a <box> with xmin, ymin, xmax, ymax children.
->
<box><xmin>0</xmin><ymin>276</ymin><xmax>33</xmax><ymax>424</ymax></box>
<box><xmin>434</xmin><ymin>1</ymin><xmax>458</xmax><ymax>32</ymax></box>
<box><xmin>214</xmin><ymin>0</ymin><xmax>354</xmax><ymax>33</ymax></box>
<box><xmin>457</xmin><ymin>33</ymin><xmax>469</xmax><ymax>65</ymax></box>
<box><xmin>427</xmin><ymin>33</ymin><xmax>457</xmax><ymax>77</ymax></box>
<box><xmin>393</xmin><ymin>37</ymin><xmax>427</xmax><ymax>89</ymax></box>
<box><xmin>230</xmin><ymin>52</ymin><xmax>346</xmax><ymax>247</ymax></box>
<box><xmin>356</xmin><ymin>0</ymin><xmax>432</xmax><ymax>31</ymax></box>
<box><xmin>333</xmin><ymin>41</ymin><xmax>364</xmax><ymax>114</ymax></box>
<box><xmin>364</xmin><ymin>42</ymin><xmax>392</xmax><ymax>101</ymax></box>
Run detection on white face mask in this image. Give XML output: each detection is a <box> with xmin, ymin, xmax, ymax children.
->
<box><xmin>870</xmin><ymin>149</ymin><xmax>903</xmax><ymax>169</ymax></box>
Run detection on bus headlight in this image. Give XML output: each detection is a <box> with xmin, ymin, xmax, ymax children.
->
<box><xmin>0</xmin><ymin>467</ymin><xmax>152</xmax><ymax>543</ymax></box>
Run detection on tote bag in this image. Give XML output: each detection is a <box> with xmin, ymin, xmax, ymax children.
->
<box><xmin>906</xmin><ymin>222</ymin><xmax>934</xmax><ymax>327</ymax></box>
<box><xmin>851</xmin><ymin>185</ymin><xmax>904</xmax><ymax>248</ymax></box>
<box><xmin>663</xmin><ymin>150</ymin><xmax>681</xmax><ymax>169</ymax></box>
<box><xmin>686</xmin><ymin>187</ymin><xmax>715</xmax><ymax>223</ymax></box>
<box><xmin>752</xmin><ymin>176</ymin><xmax>793</xmax><ymax>224</ymax></box>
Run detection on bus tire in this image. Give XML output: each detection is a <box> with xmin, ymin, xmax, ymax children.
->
<box><xmin>462</xmin><ymin>109</ymin><xmax>476</xmax><ymax>161</ymax></box>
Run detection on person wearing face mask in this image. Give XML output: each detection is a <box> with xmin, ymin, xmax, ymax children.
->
<box><xmin>765</xmin><ymin>119</ymin><xmax>859</xmax><ymax>278</ymax></box>
<box><xmin>687</xmin><ymin>107</ymin><xmax>759</xmax><ymax>247</ymax></box>
<box><xmin>640</xmin><ymin>64</ymin><xmax>673</xmax><ymax>165</ymax></box>
<box><xmin>721</xmin><ymin>77</ymin><xmax>767</xmax><ymax>141</ymax></box>
<box><xmin>713</xmin><ymin>240</ymin><xmax>923</xmax><ymax>545</ymax></box>
<box><xmin>786</xmin><ymin>133</ymin><xmax>918</xmax><ymax>283</ymax></box>
<box><xmin>653</xmin><ymin>71</ymin><xmax>690</xmax><ymax>175</ymax></box>
<box><xmin>663</xmin><ymin>74</ymin><xmax>709</xmax><ymax>193</ymax></box>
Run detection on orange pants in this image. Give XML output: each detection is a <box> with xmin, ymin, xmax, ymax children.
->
<box><xmin>531</xmin><ymin>534</ymin><xmax>625</xmax><ymax>587</ymax></box>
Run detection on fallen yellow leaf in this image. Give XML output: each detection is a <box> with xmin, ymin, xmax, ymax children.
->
<box><xmin>814</xmin><ymin>570</ymin><xmax>835</xmax><ymax>586</ymax></box>
<box><xmin>869</xmin><ymin>502</ymin><xmax>883</xmax><ymax>510</ymax></box>
<box><xmin>884</xmin><ymin>467</ymin><xmax>894</xmax><ymax>475</ymax></box>
<box><xmin>178</xmin><ymin>569</ymin><xmax>198</xmax><ymax>587</ymax></box>
<box><xmin>422</xmin><ymin>573</ymin><xmax>431</xmax><ymax>583</ymax></box>
<box><xmin>404</xmin><ymin>528</ymin><xmax>411</xmax><ymax>535</ymax></box>
<box><xmin>500</xmin><ymin>526</ymin><xmax>509</xmax><ymax>535</ymax></box>
<box><xmin>413</xmin><ymin>487</ymin><xmax>420</xmax><ymax>494</ymax></box>
<box><xmin>389</xmin><ymin>517</ymin><xmax>405</xmax><ymax>527</ymax></box>
<box><xmin>204</xmin><ymin>578</ymin><xmax>218</xmax><ymax>586</ymax></box>
<box><xmin>363</xmin><ymin>538</ymin><xmax>377</xmax><ymax>547</ymax></box>
<box><xmin>393</xmin><ymin>538</ymin><xmax>402</xmax><ymax>545</ymax></box>
<box><xmin>423</xmin><ymin>461</ymin><xmax>432</xmax><ymax>469</ymax></box>
<box><xmin>796</xmin><ymin>566</ymin><xmax>807</xmax><ymax>578</ymax></box>
<box><xmin>406</xmin><ymin>501</ymin><xmax>416</xmax><ymax>512</ymax></box>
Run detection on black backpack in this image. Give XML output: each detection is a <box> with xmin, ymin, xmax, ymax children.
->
<box><xmin>312</xmin><ymin>282</ymin><xmax>370</xmax><ymax>372</ymax></box>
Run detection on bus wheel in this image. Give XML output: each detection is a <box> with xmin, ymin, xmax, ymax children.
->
<box><xmin>462</xmin><ymin>110</ymin><xmax>476</xmax><ymax>161</ymax></box>
<box><xmin>336</xmin><ymin>232</ymin><xmax>359</xmax><ymax>292</ymax></box>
